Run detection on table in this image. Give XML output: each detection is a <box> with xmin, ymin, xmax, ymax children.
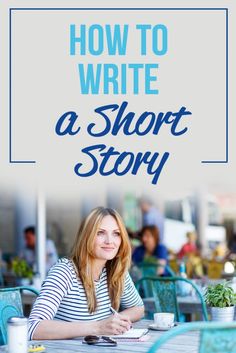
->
<box><xmin>178</xmin><ymin>296</ymin><xmax>209</xmax><ymax>316</ymax></box>
<box><xmin>0</xmin><ymin>320</ymin><xmax>200</xmax><ymax>353</ymax></box>
<box><xmin>22</xmin><ymin>292</ymin><xmax>205</xmax><ymax>317</ymax></box>
<box><xmin>22</xmin><ymin>292</ymin><xmax>207</xmax><ymax>322</ymax></box>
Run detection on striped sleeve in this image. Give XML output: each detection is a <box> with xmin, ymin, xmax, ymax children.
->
<box><xmin>28</xmin><ymin>260</ymin><xmax>73</xmax><ymax>340</ymax></box>
<box><xmin>120</xmin><ymin>272</ymin><xmax>144</xmax><ymax>309</ymax></box>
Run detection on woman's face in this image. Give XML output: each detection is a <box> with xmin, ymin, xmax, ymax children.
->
<box><xmin>142</xmin><ymin>230</ymin><xmax>156</xmax><ymax>253</ymax></box>
<box><xmin>93</xmin><ymin>215</ymin><xmax>122</xmax><ymax>262</ymax></box>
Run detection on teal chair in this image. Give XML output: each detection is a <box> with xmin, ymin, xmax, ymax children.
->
<box><xmin>136</xmin><ymin>276</ymin><xmax>208</xmax><ymax>321</ymax></box>
<box><xmin>0</xmin><ymin>286</ymin><xmax>39</xmax><ymax>345</ymax></box>
<box><xmin>147</xmin><ymin>321</ymin><xmax>236</xmax><ymax>353</ymax></box>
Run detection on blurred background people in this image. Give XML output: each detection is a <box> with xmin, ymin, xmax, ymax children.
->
<box><xmin>132</xmin><ymin>225</ymin><xmax>168</xmax><ymax>275</ymax></box>
<box><xmin>211</xmin><ymin>242</ymin><xmax>228</xmax><ymax>261</ymax></box>
<box><xmin>24</xmin><ymin>226</ymin><xmax>58</xmax><ymax>272</ymax></box>
<box><xmin>177</xmin><ymin>231</ymin><xmax>199</xmax><ymax>259</ymax></box>
<box><xmin>139</xmin><ymin>196</ymin><xmax>165</xmax><ymax>243</ymax></box>
<box><xmin>226</xmin><ymin>232</ymin><xmax>236</xmax><ymax>260</ymax></box>
<box><xmin>177</xmin><ymin>231</ymin><xmax>204</xmax><ymax>278</ymax></box>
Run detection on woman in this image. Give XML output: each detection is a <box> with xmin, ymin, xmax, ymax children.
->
<box><xmin>28</xmin><ymin>207</ymin><xmax>144</xmax><ymax>340</ymax></box>
<box><xmin>132</xmin><ymin>225</ymin><xmax>168</xmax><ymax>275</ymax></box>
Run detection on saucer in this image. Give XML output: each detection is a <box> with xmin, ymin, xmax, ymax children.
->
<box><xmin>148</xmin><ymin>323</ymin><xmax>175</xmax><ymax>331</ymax></box>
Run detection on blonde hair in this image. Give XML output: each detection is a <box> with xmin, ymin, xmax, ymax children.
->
<box><xmin>71</xmin><ymin>207</ymin><xmax>131</xmax><ymax>313</ymax></box>
<box><xmin>186</xmin><ymin>231</ymin><xmax>197</xmax><ymax>242</ymax></box>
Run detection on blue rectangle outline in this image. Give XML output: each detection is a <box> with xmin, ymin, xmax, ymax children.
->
<box><xmin>9</xmin><ymin>7</ymin><xmax>228</xmax><ymax>164</ymax></box>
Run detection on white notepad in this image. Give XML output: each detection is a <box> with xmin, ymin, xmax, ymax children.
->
<box><xmin>110</xmin><ymin>328</ymin><xmax>149</xmax><ymax>339</ymax></box>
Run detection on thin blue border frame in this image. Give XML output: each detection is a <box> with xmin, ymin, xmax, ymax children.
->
<box><xmin>9</xmin><ymin>7</ymin><xmax>229</xmax><ymax>164</ymax></box>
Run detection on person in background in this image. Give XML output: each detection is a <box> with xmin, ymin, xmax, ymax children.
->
<box><xmin>139</xmin><ymin>196</ymin><xmax>165</xmax><ymax>243</ymax></box>
<box><xmin>177</xmin><ymin>231</ymin><xmax>199</xmax><ymax>259</ymax></box>
<box><xmin>132</xmin><ymin>225</ymin><xmax>168</xmax><ymax>275</ymax></box>
<box><xmin>226</xmin><ymin>232</ymin><xmax>236</xmax><ymax>260</ymax></box>
<box><xmin>177</xmin><ymin>231</ymin><xmax>204</xmax><ymax>278</ymax></box>
<box><xmin>212</xmin><ymin>242</ymin><xmax>228</xmax><ymax>261</ymax></box>
<box><xmin>28</xmin><ymin>207</ymin><xmax>144</xmax><ymax>340</ymax></box>
<box><xmin>24</xmin><ymin>226</ymin><xmax>58</xmax><ymax>272</ymax></box>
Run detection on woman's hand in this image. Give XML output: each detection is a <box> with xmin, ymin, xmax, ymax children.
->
<box><xmin>97</xmin><ymin>314</ymin><xmax>132</xmax><ymax>335</ymax></box>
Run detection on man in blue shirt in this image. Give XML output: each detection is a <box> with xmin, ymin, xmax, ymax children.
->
<box><xmin>139</xmin><ymin>196</ymin><xmax>164</xmax><ymax>243</ymax></box>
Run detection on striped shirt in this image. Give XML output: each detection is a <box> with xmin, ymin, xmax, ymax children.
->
<box><xmin>28</xmin><ymin>258</ymin><xmax>143</xmax><ymax>340</ymax></box>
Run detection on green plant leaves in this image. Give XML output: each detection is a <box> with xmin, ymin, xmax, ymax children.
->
<box><xmin>12</xmin><ymin>257</ymin><xmax>33</xmax><ymax>279</ymax></box>
<box><xmin>204</xmin><ymin>281</ymin><xmax>236</xmax><ymax>308</ymax></box>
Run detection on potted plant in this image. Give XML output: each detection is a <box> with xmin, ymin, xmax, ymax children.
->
<box><xmin>12</xmin><ymin>258</ymin><xmax>33</xmax><ymax>286</ymax></box>
<box><xmin>204</xmin><ymin>281</ymin><xmax>236</xmax><ymax>321</ymax></box>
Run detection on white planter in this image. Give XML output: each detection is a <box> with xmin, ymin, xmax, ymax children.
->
<box><xmin>211</xmin><ymin>306</ymin><xmax>235</xmax><ymax>322</ymax></box>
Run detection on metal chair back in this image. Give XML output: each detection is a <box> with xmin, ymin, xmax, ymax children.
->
<box><xmin>0</xmin><ymin>301</ymin><xmax>21</xmax><ymax>345</ymax></box>
<box><xmin>136</xmin><ymin>276</ymin><xmax>208</xmax><ymax>321</ymax></box>
<box><xmin>0</xmin><ymin>286</ymin><xmax>39</xmax><ymax>345</ymax></box>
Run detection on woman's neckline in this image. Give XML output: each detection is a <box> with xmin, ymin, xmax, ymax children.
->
<box><xmin>94</xmin><ymin>267</ymin><xmax>106</xmax><ymax>283</ymax></box>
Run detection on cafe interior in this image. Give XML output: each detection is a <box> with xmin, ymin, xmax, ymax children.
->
<box><xmin>1</xmin><ymin>185</ymin><xmax>236</xmax><ymax>353</ymax></box>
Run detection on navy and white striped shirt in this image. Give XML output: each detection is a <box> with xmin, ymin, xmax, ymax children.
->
<box><xmin>28</xmin><ymin>258</ymin><xmax>143</xmax><ymax>339</ymax></box>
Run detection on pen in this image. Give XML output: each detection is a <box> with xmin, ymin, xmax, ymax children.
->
<box><xmin>110</xmin><ymin>307</ymin><xmax>132</xmax><ymax>328</ymax></box>
<box><xmin>110</xmin><ymin>306</ymin><xmax>118</xmax><ymax>315</ymax></box>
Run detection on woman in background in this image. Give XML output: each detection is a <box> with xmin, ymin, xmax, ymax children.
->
<box><xmin>132</xmin><ymin>225</ymin><xmax>168</xmax><ymax>275</ymax></box>
<box><xmin>28</xmin><ymin>207</ymin><xmax>144</xmax><ymax>340</ymax></box>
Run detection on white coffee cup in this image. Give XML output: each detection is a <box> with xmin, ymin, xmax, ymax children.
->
<box><xmin>154</xmin><ymin>313</ymin><xmax>174</xmax><ymax>328</ymax></box>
